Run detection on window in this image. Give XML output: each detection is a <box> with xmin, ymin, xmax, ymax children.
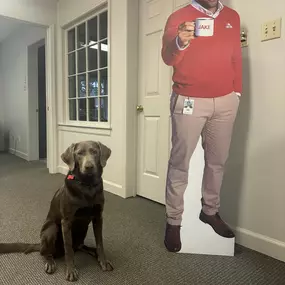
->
<box><xmin>66</xmin><ymin>10</ymin><xmax>109</xmax><ymax>124</ymax></box>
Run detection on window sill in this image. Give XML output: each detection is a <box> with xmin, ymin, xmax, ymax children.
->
<box><xmin>58</xmin><ymin>123</ymin><xmax>112</xmax><ymax>136</ymax></box>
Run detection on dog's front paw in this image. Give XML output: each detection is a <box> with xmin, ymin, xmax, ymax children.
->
<box><xmin>99</xmin><ymin>260</ymin><xmax>114</xmax><ymax>272</ymax></box>
<box><xmin>65</xmin><ymin>267</ymin><xmax>79</xmax><ymax>282</ymax></box>
<box><xmin>45</xmin><ymin>260</ymin><xmax>56</xmax><ymax>274</ymax></box>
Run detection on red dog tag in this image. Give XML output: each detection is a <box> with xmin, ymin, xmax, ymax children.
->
<box><xmin>67</xmin><ymin>174</ymin><xmax>75</xmax><ymax>180</ymax></box>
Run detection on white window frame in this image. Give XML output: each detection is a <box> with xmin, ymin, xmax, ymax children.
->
<box><xmin>63</xmin><ymin>5</ymin><xmax>111</xmax><ymax>129</ymax></box>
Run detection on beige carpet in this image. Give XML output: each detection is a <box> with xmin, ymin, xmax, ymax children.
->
<box><xmin>0</xmin><ymin>153</ymin><xmax>284</xmax><ymax>284</ymax></box>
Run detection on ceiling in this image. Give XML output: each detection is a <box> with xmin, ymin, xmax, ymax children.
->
<box><xmin>0</xmin><ymin>16</ymin><xmax>24</xmax><ymax>43</ymax></box>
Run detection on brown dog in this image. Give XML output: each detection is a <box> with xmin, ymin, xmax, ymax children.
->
<box><xmin>0</xmin><ymin>141</ymin><xmax>113</xmax><ymax>282</ymax></box>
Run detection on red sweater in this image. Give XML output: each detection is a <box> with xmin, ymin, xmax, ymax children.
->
<box><xmin>161</xmin><ymin>5</ymin><xmax>242</xmax><ymax>98</ymax></box>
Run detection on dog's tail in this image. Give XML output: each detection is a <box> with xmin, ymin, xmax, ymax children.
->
<box><xmin>0</xmin><ymin>243</ymin><xmax>40</xmax><ymax>254</ymax></box>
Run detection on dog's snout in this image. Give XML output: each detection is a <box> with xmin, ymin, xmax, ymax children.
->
<box><xmin>85</xmin><ymin>162</ymin><xmax>94</xmax><ymax>170</ymax></box>
<box><xmin>77</xmin><ymin>150</ymin><xmax>97</xmax><ymax>175</ymax></box>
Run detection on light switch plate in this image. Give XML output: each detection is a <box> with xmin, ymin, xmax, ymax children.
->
<box><xmin>261</xmin><ymin>18</ymin><xmax>282</xmax><ymax>41</ymax></box>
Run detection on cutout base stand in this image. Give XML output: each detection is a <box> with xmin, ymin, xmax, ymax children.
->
<box><xmin>178</xmin><ymin>137</ymin><xmax>235</xmax><ymax>256</ymax></box>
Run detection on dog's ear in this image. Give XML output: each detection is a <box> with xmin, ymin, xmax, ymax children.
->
<box><xmin>98</xmin><ymin>142</ymin><xmax>111</xmax><ymax>168</ymax></box>
<box><xmin>61</xmin><ymin>143</ymin><xmax>76</xmax><ymax>171</ymax></box>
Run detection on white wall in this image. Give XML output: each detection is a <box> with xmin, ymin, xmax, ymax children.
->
<box><xmin>0</xmin><ymin>25</ymin><xmax>46</xmax><ymax>159</ymax></box>
<box><xmin>56</xmin><ymin>0</ymin><xmax>138</xmax><ymax>197</ymax></box>
<box><xmin>0</xmin><ymin>0</ymin><xmax>58</xmax><ymax>170</ymax></box>
<box><xmin>0</xmin><ymin>0</ymin><xmax>57</xmax><ymax>26</ymax></box>
<box><xmin>220</xmin><ymin>0</ymin><xmax>285</xmax><ymax>262</ymax></box>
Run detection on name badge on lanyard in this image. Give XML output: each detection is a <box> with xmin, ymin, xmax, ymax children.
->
<box><xmin>183</xmin><ymin>98</ymin><xmax>194</xmax><ymax>115</ymax></box>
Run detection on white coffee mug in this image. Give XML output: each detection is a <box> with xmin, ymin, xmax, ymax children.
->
<box><xmin>195</xmin><ymin>18</ymin><xmax>214</xmax><ymax>37</ymax></box>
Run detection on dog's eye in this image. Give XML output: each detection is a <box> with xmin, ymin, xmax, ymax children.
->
<box><xmin>77</xmin><ymin>150</ymin><xmax>84</xmax><ymax>156</ymax></box>
<box><xmin>90</xmin><ymin>149</ymin><xmax>98</xmax><ymax>155</ymax></box>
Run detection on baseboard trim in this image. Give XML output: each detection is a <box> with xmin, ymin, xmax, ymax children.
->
<box><xmin>103</xmin><ymin>180</ymin><xmax>126</xmax><ymax>198</ymax></box>
<box><xmin>55</xmin><ymin>165</ymin><xmax>285</xmax><ymax>263</ymax></box>
<box><xmin>9</xmin><ymin>148</ymin><xmax>28</xmax><ymax>161</ymax></box>
<box><xmin>235</xmin><ymin>226</ymin><xmax>285</xmax><ymax>262</ymax></box>
<box><xmin>57</xmin><ymin>165</ymin><xmax>126</xmax><ymax>198</ymax></box>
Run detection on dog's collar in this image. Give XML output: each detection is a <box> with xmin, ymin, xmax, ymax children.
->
<box><xmin>66</xmin><ymin>172</ymin><xmax>98</xmax><ymax>187</ymax></box>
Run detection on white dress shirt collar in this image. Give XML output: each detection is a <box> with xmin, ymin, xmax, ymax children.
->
<box><xmin>191</xmin><ymin>0</ymin><xmax>224</xmax><ymax>18</ymax></box>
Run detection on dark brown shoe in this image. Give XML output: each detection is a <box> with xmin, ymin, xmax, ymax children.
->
<box><xmin>164</xmin><ymin>223</ymin><xmax>181</xmax><ymax>252</ymax></box>
<box><xmin>199</xmin><ymin>211</ymin><xmax>235</xmax><ymax>238</ymax></box>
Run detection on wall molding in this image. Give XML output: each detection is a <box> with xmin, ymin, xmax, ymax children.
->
<box><xmin>58</xmin><ymin>124</ymin><xmax>111</xmax><ymax>136</ymax></box>
<box><xmin>235</xmin><ymin>226</ymin><xmax>285</xmax><ymax>263</ymax></box>
<box><xmin>57</xmin><ymin>165</ymin><xmax>125</xmax><ymax>198</ymax></box>
<box><xmin>46</xmin><ymin>24</ymin><xmax>58</xmax><ymax>174</ymax></box>
<box><xmin>9</xmin><ymin>148</ymin><xmax>28</xmax><ymax>161</ymax></box>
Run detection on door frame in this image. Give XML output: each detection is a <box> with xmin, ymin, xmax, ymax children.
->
<box><xmin>16</xmin><ymin>23</ymin><xmax>57</xmax><ymax>173</ymax></box>
<box><xmin>122</xmin><ymin>0</ymin><xmax>140</xmax><ymax>198</ymax></box>
<box><xmin>26</xmin><ymin>25</ymin><xmax>57</xmax><ymax>173</ymax></box>
<box><xmin>28</xmin><ymin>38</ymin><xmax>45</xmax><ymax>162</ymax></box>
<box><xmin>45</xmin><ymin>24</ymin><xmax>57</xmax><ymax>174</ymax></box>
<box><xmin>130</xmin><ymin>0</ymin><xmax>173</xmax><ymax>200</ymax></box>
<box><xmin>125</xmin><ymin>0</ymin><xmax>192</xmax><ymax>197</ymax></box>
<box><xmin>119</xmin><ymin>0</ymin><xmax>185</xmax><ymax>199</ymax></box>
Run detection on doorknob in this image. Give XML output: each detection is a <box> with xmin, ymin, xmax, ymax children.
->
<box><xmin>136</xmin><ymin>105</ymin><xmax>144</xmax><ymax>112</ymax></box>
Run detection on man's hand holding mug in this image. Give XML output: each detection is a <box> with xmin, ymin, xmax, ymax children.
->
<box><xmin>177</xmin><ymin>22</ymin><xmax>195</xmax><ymax>48</ymax></box>
<box><xmin>177</xmin><ymin>18</ymin><xmax>215</xmax><ymax>48</ymax></box>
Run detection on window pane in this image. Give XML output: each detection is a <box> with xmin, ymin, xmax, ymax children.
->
<box><xmin>68</xmin><ymin>76</ymin><xmax>76</xmax><ymax>98</ymax></box>
<box><xmin>77</xmin><ymin>49</ymin><xmax>86</xmax><ymax>73</ymax></box>
<box><xmin>78</xmin><ymin>99</ymin><xmax>87</xmax><ymax>121</ymax></box>
<box><xmin>77</xmin><ymin>23</ymin><xmax>86</xmax><ymax>48</ymax></box>
<box><xmin>99</xmin><ymin>40</ymin><xmax>108</xmax><ymax>68</ymax></box>
<box><xmin>88</xmin><ymin>16</ymin><xmax>98</xmax><ymax>45</ymax></box>
<box><xmin>69</xmin><ymin>99</ymin><xmax>77</xmax><ymax>120</ymax></box>
<box><xmin>68</xmin><ymin>28</ymin><xmax>75</xmax><ymax>52</ymax></box>
<box><xmin>99</xmin><ymin>11</ymin><xmax>108</xmax><ymax>40</ymax></box>
<box><xmin>88</xmin><ymin>44</ymin><xmax>98</xmax><ymax>71</ymax></box>
<box><xmin>78</xmin><ymin>75</ymin><xmax>86</xmax><ymax>97</ymax></box>
<box><xmin>88</xmin><ymin>98</ymin><xmax>99</xmax><ymax>122</ymax></box>
<box><xmin>89</xmin><ymin>72</ymin><xmax>98</xmax><ymax>97</ymax></box>
<box><xmin>68</xmin><ymin>52</ymin><xmax>76</xmax><ymax>75</ymax></box>
<box><xmin>100</xmin><ymin>96</ymin><xmax>108</xmax><ymax>122</ymax></box>
<box><xmin>99</xmin><ymin>69</ymin><xmax>108</xmax><ymax>95</ymax></box>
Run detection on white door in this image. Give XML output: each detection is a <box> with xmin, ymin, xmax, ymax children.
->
<box><xmin>136</xmin><ymin>0</ymin><xmax>190</xmax><ymax>204</ymax></box>
<box><xmin>136</xmin><ymin>0</ymin><xmax>172</xmax><ymax>204</ymax></box>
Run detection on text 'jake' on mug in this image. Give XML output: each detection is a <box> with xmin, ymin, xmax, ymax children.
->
<box><xmin>195</xmin><ymin>17</ymin><xmax>214</xmax><ymax>37</ymax></box>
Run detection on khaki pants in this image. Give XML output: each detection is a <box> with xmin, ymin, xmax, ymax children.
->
<box><xmin>166</xmin><ymin>92</ymin><xmax>239</xmax><ymax>226</ymax></box>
